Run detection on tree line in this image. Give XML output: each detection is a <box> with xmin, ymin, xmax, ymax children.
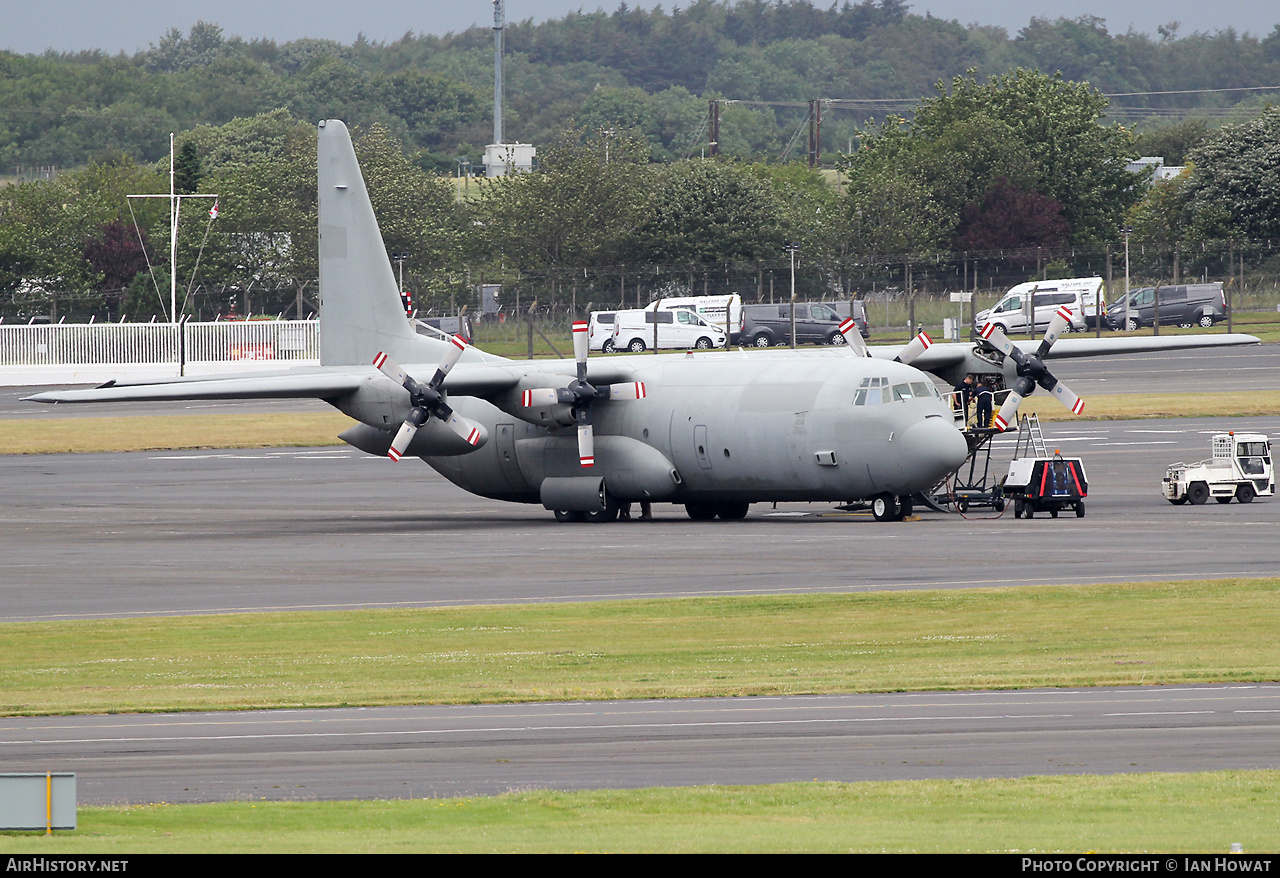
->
<box><xmin>2</xmin><ymin>3</ymin><xmax>1280</xmax><ymax>174</ymax></box>
<box><xmin>3</xmin><ymin>66</ymin><xmax>1280</xmax><ymax>323</ymax></box>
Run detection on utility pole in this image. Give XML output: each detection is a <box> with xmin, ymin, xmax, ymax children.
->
<box><xmin>708</xmin><ymin>101</ymin><xmax>720</xmax><ymax>158</ymax></box>
<box><xmin>807</xmin><ymin>99</ymin><xmax>822</xmax><ymax>169</ymax></box>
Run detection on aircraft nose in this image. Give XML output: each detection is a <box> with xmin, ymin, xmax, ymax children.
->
<box><xmin>898</xmin><ymin>415</ymin><xmax>970</xmax><ymax>488</ymax></box>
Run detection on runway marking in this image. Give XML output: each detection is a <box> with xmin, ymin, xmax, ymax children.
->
<box><xmin>1</xmin><ymin>713</ymin><xmax>1088</xmax><ymax>746</ymax></box>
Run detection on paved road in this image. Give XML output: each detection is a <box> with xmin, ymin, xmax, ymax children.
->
<box><xmin>3</xmin><ymin>685</ymin><xmax>1276</xmax><ymax>804</ymax></box>
<box><xmin>1</xmin><ymin>416</ymin><xmax>1277</xmax><ymax>621</ymax></box>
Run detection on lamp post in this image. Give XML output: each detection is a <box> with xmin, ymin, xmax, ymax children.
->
<box><xmin>785</xmin><ymin>242</ymin><xmax>800</xmax><ymax>348</ymax></box>
<box><xmin>1120</xmin><ymin>225</ymin><xmax>1133</xmax><ymax>331</ymax></box>
<box><xmin>391</xmin><ymin>252</ymin><xmax>410</xmax><ymax>315</ymax></box>
<box><xmin>455</xmin><ymin>158</ymin><xmax>472</xmax><ymax>201</ymax></box>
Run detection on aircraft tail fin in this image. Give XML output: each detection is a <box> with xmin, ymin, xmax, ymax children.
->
<box><xmin>317</xmin><ymin>119</ymin><xmax>432</xmax><ymax>367</ymax></box>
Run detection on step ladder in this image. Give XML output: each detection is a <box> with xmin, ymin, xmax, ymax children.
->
<box><xmin>1012</xmin><ymin>413</ymin><xmax>1049</xmax><ymax>460</ymax></box>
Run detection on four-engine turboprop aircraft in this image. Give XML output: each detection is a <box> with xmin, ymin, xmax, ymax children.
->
<box><xmin>26</xmin><ymin>120</ymin><xmax>1261</xmax><ymax>523</ymax></box>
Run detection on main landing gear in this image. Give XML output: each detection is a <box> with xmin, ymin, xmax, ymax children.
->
<box><xmin>871</xmin><ymin>493</ymin><xmax>913</xmax><ymax>522</ymax></box>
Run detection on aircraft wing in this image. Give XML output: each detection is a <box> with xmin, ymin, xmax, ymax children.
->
<box><xmin>23</xmin><ymin>363</ymin><xmax>528</xmax><ymax>405</ymax></box>
<box><xmin>892</xmin><ymin>332</ymin><xmax>1260</xmax><ymax>385</ymax></box>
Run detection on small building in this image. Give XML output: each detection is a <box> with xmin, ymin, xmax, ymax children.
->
<box><xmin>1127</xmin><ymin>156</ymin><xmax>1187</xmax><ymax>182</ymax></box>
<box><xmin>484</xmin><ymin>143</ymin><xmax>536</xmax><ymax>177</ymax></box>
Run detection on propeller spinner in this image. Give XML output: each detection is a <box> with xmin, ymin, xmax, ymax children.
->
<box><xmin>979</xmin><ymin>306</ymin><xmax>1085</xmax><ymax>431</ymax></box>
<box><xmin>373</xmin><ymin>336</ymin><xmax>484</xmax><ymax>461</ymax></box>
<box><xmin>522</xmin><ymin>321</ymin><xmax>646</xmax><ymax>467</ymax></box>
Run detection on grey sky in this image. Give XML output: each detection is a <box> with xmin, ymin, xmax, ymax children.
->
<box><xmin>4</xmin><ymin>1</ymin><xmax>1277</xmax><ymax>56</ymax></box>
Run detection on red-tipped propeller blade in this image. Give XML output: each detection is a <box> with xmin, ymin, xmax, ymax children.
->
<box><xmin>577</xmin><ymin>423</ymin><xmax>594</xmax><ymax>467</ymax></box>
<box><xmin>838</xmin><ymin>318</ymin><xmax>871</xmax><ymax>357</ymax></box>
<box><xmin>894</xmin><ymin>330</ymin><xmax>932</xmax><ymax>365</ymax></box>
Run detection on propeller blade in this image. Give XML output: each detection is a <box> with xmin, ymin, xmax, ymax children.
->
<box><xmin>1045</xmin><ymin>378</ymin><xmax>1086</xmax><ymax>415</ymax></box>
<box><xmin>978</xmin><ymin>323</ymin><xmax>1019</xmax><ymax>359</ymax></box>
<box><xmin>387</xmin><ymin>407</ymin><xmax>429</xmax><ymax>461</ymax></box>
<box><xmin>372</xmin><ymin>351</ymin><xmax>412</xmax><ymax>390</ymax></box>
<box><xmin>577</xmin><ymin>423</ymin><xmax>595</xmax><ymax>467</ymax></box>
<box><xmin>838</xmin><ymin>318</ymin><xmax>871</xmax><ymax>357</ymax></box>
<box><xmin>444</xmin><ymin>413</ymin><xmax>484</xmax><ymax>446</ymax></box>
<box><xmin>429</xmin><ymin>334</ymin><xmax>468</xmax><ymax>387</ymax></box>
<box><xmin>1036</xmin><ymin>306</ymin><xmax>1073</xmax><ymax>359</ymax></box>
<box><xmin>572</xmin><ymin>321</ymin><xmax>589</xmax><ymax>381</ymax></box>
<box><xmin>607</xmin><ymin>381</ymin><xmax>646</xmax><ymax>400</ymax></box>
<box><xmin>522</xmin><ymin>387</ymin><xmax>560</xmax><ymax>407</ymax></box>
<box><xmin>991</xmin><ymin>390</ymin><xmax>1023</xmax><ymax>432</ymax></box>
<box><xmin>894</xmin><ymin>330</ymin><xmax>933</xmax><ymax>365</ymax></box>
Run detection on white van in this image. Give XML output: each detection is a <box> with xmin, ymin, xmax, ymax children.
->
<box><xmin>588</xmin><ymin>311</ymin><xmax>617</xmax><ymax>352</ymax></box>
<box><xmin>611</xmin><ymin>308</ymin><xmax>728</xmax><ymax>352</ymax></box>
<box><xmin>647</xmin><ymin>294</ymin><xmax>741</xmax><ymax>339</ymax></box>
<box><xmin>975</xmin><ymin>277</ymin><xmax>1103</xmax><ymax>334</ymax></box>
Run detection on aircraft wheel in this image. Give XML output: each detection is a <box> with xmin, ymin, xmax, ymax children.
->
<box><xmin>716</xmin><ymin>501</ymin><xmax>750</xmax><ymax>521</ymax></box>
<box><xmin>685</xmin><ymin>501</ymin><xmax>719</xmax><ymax>521</ymax></box>
<box><xmin>553</xmin><ymin>510</ymin><xmax>586</xmax><ymax>523</ymax></box>
<box><xmin>1074</xmin><ymin>501</ymin><xmax>1086</xmax><ymax>518</ymax></box>
<box><xmin>752</xmin><ymin>333</ymin><xmax>771</xmax><ymax>348</ymax></box>
<box><xmin>584</xmin><ymin>500</ymin><xmax>620</xmax><ymax>523</ymax></box>
<box><xmin>694</xmin><ymin>336</ymin><xmax>713</xmax><ymax>350</ymax></box>
<box><xmin>1199</xmin><ymin>314</ymin><xmax>1214</xmax><ymax>328</ymax></box>
<box><xmin>602</xmin><ymin>339</ymin><xmax>616</xmax><ymax>353</ymax></box>
<box><xmin>1215</xmin><ymin>496</ymin><xmax>1232</xmax><ymax>504</ymax></box>
<box><xmin>897</xmin><ymin>495</ymin><xmax>913</xmax><ymax>518</ymax></box>
<box><xmin>1188</xmin><ymin>482</ymin><xmax>1209</xmax><ymax>505</ymax></box>
<box><xmin>627</xmin><ymin>339</ymin><xmax>646</xmax><ymax>353</ymax></box>
<box><xmin>872</xmin><ymin>493</ymin><xmax>899</xmax><ymax>522</ymax></box>
<box><xmin>1237</xmin><ymin>483</ymin><xmax>1256</xmax><ymax>504</ymax></box>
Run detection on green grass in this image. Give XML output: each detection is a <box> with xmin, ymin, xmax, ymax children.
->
<box><xmin>3</xmin><ymin>772</ymin><xmax>1278</xmax><ymax>852</ymax></box>
<box><xmin>4</xmin><ymin>579</ymin><xmax>1280</xmax><ymax>716</ymax></box>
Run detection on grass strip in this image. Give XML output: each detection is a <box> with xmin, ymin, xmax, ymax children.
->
<box><xmin>4</xmin><ymin>392</ymin><xmax>1279</xmax><ymax>455</ymax></box>
<box><xmin>0</xmin><ymin>411</ymin><xmax>350</xmax><ymax>454</ymax></box>
<box><xmin>3</xmin><ymin>579</ymin><xmax>1279</xmax><ymax>716</ymax></box>
<box><xmin>1018</xmin><ymin>389</ymin><xmax>1280</xmax><ymax>421</ymax></box>
<box><xmin>2</xmin><ymin>772</ymin><xmax>1277</xmax><ymax>853</ymax></box>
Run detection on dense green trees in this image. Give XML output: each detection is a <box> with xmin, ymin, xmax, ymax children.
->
<box><xmin>3</xmin><ymin>5</ymin><xmax>1280</xmax><ymax>173</ymax></box>
<box><xmin>4</xmin><ymin>4</ymin><xmax>1280</xmax><ymax>319</ymax></box>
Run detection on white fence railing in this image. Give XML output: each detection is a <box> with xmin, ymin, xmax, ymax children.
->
<box><xmin>0</xmin><ymin>320</ymin><xmax>320</xmax><ymax>385</ymax></box>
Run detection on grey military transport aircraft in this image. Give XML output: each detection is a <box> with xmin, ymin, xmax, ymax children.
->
<box><xmin>27</xmin><ymin>120</ymin><xmax>1260</xmax><ymax>523</ymax></box>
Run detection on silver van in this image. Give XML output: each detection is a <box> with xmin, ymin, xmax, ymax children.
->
<box><xmin>976</xmin><ymin>278</ymin><xmax>1099</xmax><ymax>334</ymax></box>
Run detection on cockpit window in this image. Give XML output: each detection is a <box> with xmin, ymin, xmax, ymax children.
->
<box><xmin>893</xmin><ymin>383</ymin><xmax>912</xmax><ymax>401</ymax></box>
<box><xmin>853</xmin><ymin>376</ymin><xmax>892</xmax><ymax>406</ymax></box>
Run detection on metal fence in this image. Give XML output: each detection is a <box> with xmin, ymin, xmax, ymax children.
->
<box><xmin>0</xmin><ymin>320</ymin><xmax>319</xmax><ymax>385</ymax></box>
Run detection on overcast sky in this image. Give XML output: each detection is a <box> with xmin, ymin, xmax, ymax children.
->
<box><xmin>5</xmin><ymin>1</ymin><xmax>1277</xmax><ymax>56</ymax></box>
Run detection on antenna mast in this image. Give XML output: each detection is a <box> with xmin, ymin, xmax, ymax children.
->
<box><xmin>493</xmin><ymin>0</ymin><xmax>504</xmax><ymax>145</ymax></box>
